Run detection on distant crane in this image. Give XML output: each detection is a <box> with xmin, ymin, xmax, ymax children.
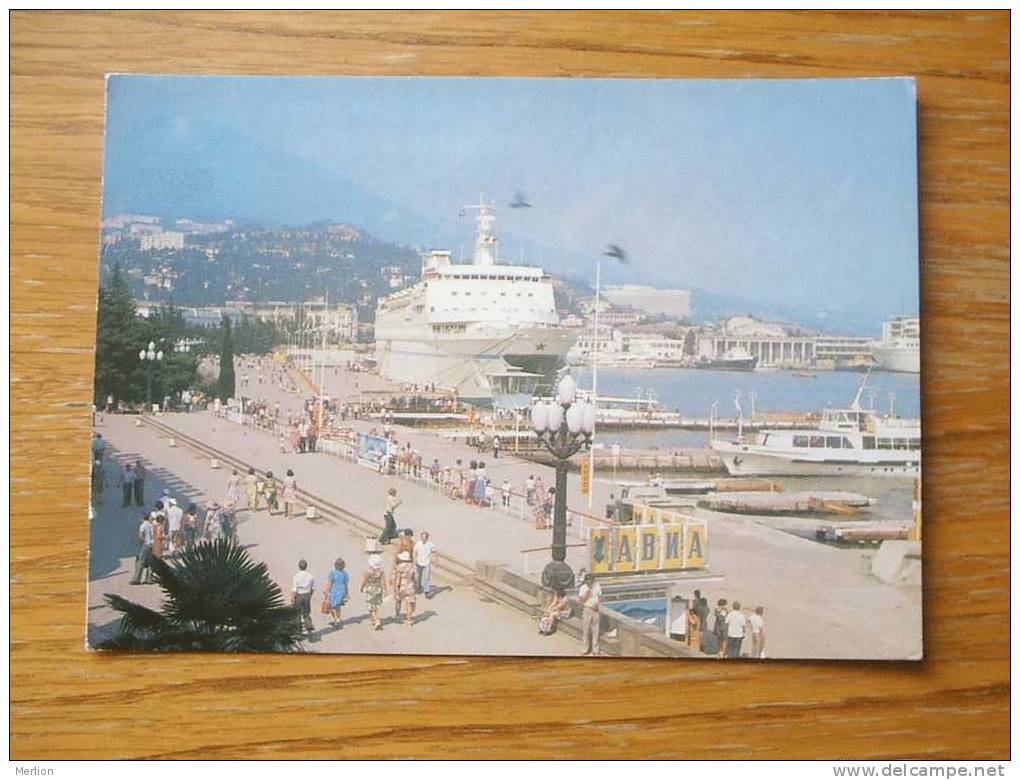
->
<box><xmin>509</xmin><ymin>190</ymin><xmax>532</xmax><ymax>209</ymax></box>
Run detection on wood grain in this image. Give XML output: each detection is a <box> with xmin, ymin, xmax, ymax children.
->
<box><xmin>10</xmin><ymin>11</ymin><xmax>1009</xmax><ymax>760</ymax></box>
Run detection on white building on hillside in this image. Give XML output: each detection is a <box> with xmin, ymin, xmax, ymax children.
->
<box><xmin>602</xmin><ymin>285</ymin><xmax>691</xmax><ymax>319</ymax></box>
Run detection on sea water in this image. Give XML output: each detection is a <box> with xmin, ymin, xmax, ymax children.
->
<box><xmin>575</xmin><ymin>366</ymin><xmax>921</xmax><ymax>451</ymax></box>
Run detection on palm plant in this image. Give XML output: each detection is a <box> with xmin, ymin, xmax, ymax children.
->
<box><xmin>101</xmin><ymin>540</ymin><xmax>304</xmax><ymax>652</ymax></box>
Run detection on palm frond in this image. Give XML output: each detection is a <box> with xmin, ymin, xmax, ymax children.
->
<box><xmin>100</xmin><ymin>540</ymin><xmax>305</xmax><ymax>653</ymax></box>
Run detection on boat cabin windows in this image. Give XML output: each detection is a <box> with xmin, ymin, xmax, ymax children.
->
<box><xmin>863</xmin><ymin>436</ymin><xmax>875</xmax><ymax>450</ymax></box>
<box><xmin>875</xmin><ymin>437</ymin><xmax>920</xmax><ymax>451</ymax></box>
<box><xmin>795</xmin><ymin>434</ymin><xmax>856</xmax><ymax>449</ymax></box>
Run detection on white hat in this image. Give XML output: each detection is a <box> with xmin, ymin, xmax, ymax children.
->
<box><xmin>368</xmin><ymin>554</ymin><xmax>383</xmax><ymax>568</ymax></box>
<box><xmin>168</xmin><ymin>497</ymin><xmax>177</xmax><ymax>506</ymax></box>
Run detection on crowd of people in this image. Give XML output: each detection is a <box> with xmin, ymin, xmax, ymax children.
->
<box><xmin>667</xmin><ymin>589</ymin><xmax>767</xmax><ymax>659</ymax></box>
<box><xmin>128</xmin><ymin>487</ymin><xmax>238</xmax><ymax>585</ymax></box>
<box><xmin>288</xmin><ymin>530</ymin><xmax>438</xmax><ymax>638</ymax></box>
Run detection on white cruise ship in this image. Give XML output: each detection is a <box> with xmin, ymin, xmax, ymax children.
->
<box><xmin>374</xmin><ymin>198</ymin><xmax>576</xmax><ymax>405</ymax></box>
<box><xmin>871</xmin><ymin>315</ymin><xmax>920</xmax><ymax>373</ymax></box>
<box><xmin>712</xmin><ymin>378</ymin><xmax>921</xmax><ymax>477</ymax></box>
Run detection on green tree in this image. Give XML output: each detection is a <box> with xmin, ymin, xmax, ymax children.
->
<box><xmin>94</xmin><ymin>263</ymin><xmax>145</xmax><ymax>405</ymax></box>
<box><xmin>100</xmin><ymin>540</ymin><xmax>304</xmax><ymax>652</ymax></box>
<box><xmin>218</xmin><ymin>313</ymin><xmax>236</xmax><ymax>400</ymax></box>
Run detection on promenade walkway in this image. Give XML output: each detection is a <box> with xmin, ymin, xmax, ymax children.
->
<box><xmin>132</xmin><ymin>359</ymin><xmax>924</xmax><ymax>660</ymax></box>
<box><xmin>88</xmin><ymin>415</ymin><xmax>578</xmax><ymax>656</ymax></box>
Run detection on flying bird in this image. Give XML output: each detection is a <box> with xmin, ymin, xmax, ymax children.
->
<box><xmin>509</xmin><ymin>190</ymin><xmax>533</xmax><ymax>209</ymax></box>
<box><xmin>603</xmin><ymin>243</ymin><xmax>628</xmax><ymax>262</ymax></box>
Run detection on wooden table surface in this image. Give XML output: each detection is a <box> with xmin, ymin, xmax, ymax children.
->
<box><xmin>10</xmin><ymin>11</ymin><xmax>1010</xmax><ymax>760</ymax></box>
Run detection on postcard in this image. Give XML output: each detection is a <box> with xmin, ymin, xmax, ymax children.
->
<box><xmin>88</xmin><ymin>75</ymin><xmax>921</xmax><ymax>659</ymax></box>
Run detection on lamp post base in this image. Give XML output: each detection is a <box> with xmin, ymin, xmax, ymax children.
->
<box><xmin>541</xmin><ymin>560</ymin><xmax>576</xmax><ymax>592</ymax></box>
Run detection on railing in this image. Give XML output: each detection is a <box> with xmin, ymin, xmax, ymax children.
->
<box><xmin>227</xmin><ymin>410</ymin><xmax>619</xmax><ymax>566</ymax></box>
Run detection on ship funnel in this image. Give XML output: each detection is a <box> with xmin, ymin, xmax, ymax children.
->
<box><xmin>462</xmin><ymin>196</ymin><xmax>498</xmax><ymax>266</ymax></box>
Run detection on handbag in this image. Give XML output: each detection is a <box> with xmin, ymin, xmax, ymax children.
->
<box><xmin>320</xmin><ymin>593</ymin><xmax>331</xmax><ymax>614</ymax></box>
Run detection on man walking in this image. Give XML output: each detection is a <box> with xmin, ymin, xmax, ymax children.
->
<box><xmin>92</xmin><ymin>433</ymin><xmax>106</xmax><ymax>465</ymax></box>
<box><xmin>577</xmin><ymin>573</ymin><xmax>603</xmax><ymax>656</ymax></box>
<box><xmin>119</xmin><ymin>463</ymin><xmax>135</xmax><ymax>508</ymax></box>
<box><xmin>132</xmin><ymin>460</ymin><xmax>146</xmax><ymax>506</ymax></box>
<box><xmin>725</xmin><ymin>601</ymin><xmax>747</xmax><ymax>658</ymax></box>
<box><xmin>291</xmin><ymin>559</ymin><xmax>315</xmax><ymax>636</ymax></box>
<box><xmin>130</xmin><ymin>513</ymin><xmax>156</xmax><ymax>584</ymax></box>
<box><xmin>749</xmin><ymin>606</ymin><xmax>766</xmax><ymax>659</ymax></box>
<box><xmin>165</xmin><ymin>498</ymin><xmax>184</xmax><ymax>554</ymax></box>
<box><xmin>414</xmin><ymin>531</ymin><xmax>436</xmax><ymax>598</ymax></box>
<box><xmin>379</xmin><ymin>487</ymin><xmax>401</xmax><ymax>544</ymax></box>
<box><xmin>492</xmin><ymin>434</ymin><xmax>501</xmax><ymax>459</ymax></box>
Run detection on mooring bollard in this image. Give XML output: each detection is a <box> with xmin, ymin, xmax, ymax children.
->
<box><xmin>134</xmin><ymin>418</ymin><xmax>142</xmax><ymax>427</ymax></box>
<box><xmin>305</xmin><ymin>505</ymin><xmax>316</xmax><ymax>520</ymax></box>
<box><xmin>210</xmin><ymin>457</ymin><xmax>220</xmax><ymax>469</ymax></box>
<box><xmin>168</xmin><ymin>437</ymin><xmax>176</xmax><ymax>447</ymax></box>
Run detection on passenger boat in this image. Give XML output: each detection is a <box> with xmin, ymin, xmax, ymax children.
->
<box><xmin>711</xmin><ymin>375</ymin><xmax>921</xmax><ymax>477</ymax></box>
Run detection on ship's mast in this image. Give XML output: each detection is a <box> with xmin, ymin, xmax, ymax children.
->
<box><xmin>462</xmin><ymin>195</ymin><xmax>498</xmax><ymax>266</ymax></box>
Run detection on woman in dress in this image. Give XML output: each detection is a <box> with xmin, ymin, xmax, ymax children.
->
<box><xmin>326</xmin><ymin>558</ymin><xmax>350</xmax><ymax>627</ymax></box>
<box><xmin>287</xmin><ymin>424</ymin><xmax>300</xmax><ymax>455</ymax></box>
<box><xmin>281</xmin><ymin>469</ymin><xmax>297</xmax><ymax>519</ymax></box>
<box><xmin>531</xmin><ymin>475</ymin><xmax>548</xmax><ymax>529</ymax></box>
<box><xmin>244</xmin><ymin>467</ymin><xmax>259</xmax><ymax>510</ymax></box>
<box><xmin>686</xmin><ymin>605</ymin><xmax>703</xmax><ymax>652</ymax></box>
<box><xmin>204</xmin><ymin>502</ymin><xmax>222</xmax><ymax>542</ymax></box>
<box><xmin>360</xmin><ymin>554</ymin><xmax>388</xmax><ymax>631</ymax></box>
<box><xmin>538</xmin><ymin>589</ymin><xmax>572</xmax><ymax>635</ymax></box>
<box><xmin>151</xmin><ymin>513</ymin><xmax>166</xmax><ymax>560</ymax></box>
<box><xmin>183</xmin><ymin>503</ymin><xmax>200</xmax><ymax>548</ymax></box>
<box><xmin>226</xmin><ymin>469</ymin><xmax>243</xmax><ymax>507</ymax></box>
<box><xmin>263</xmin><ymin>471</ymin><xmax>278</xmax><ymax>515</ymax></box>
<box><xmin>392</xmin><ymin>551</ymin><xmax>418</xmax><ymax>627</ymax></box>
<box><xmin>465</xmin><ymin>460</ymin><xmax>478</xmax><ymax>505</ymax></box>
<box><xmin>473</xmin><ymin>461</ymin><xmax>487</xmax><ymax>506</ymax></box>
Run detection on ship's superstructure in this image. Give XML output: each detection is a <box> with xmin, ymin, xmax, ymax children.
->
<box><xmin>871</xmin><ymin>315</ymin><xmax>920</xmax><ymax>373</ymax></box>
<box><xmin>374</xmin><ymin>198</ymin><xmax>575</xmax><ymax>404</ymax></box>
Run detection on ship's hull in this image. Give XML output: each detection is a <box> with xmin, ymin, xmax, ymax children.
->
<box><xmin>696</xmin><ymin>357</ymin><xmax>758</xmax><ymax>372</ymax></box>
<box><xmin>712</xmin><ymin>442</ymin><xmax>920</xmax><ymax>477</ymax></box>
<box><xmin>872</xmin><ymin>345</ymin><xmax>920</xmax><ymax>373</ymax></box>
<box><xmin>374</xmin><ymin>324</ymin><xmax>575</xmax><ymax>403</ymax></box>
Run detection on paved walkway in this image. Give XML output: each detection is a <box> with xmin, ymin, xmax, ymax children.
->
<box><xmin>97</xmin><ymin>358</ymin><xmax>923</xmax><ymax>660</ymax></box>
<box><xmin>88</xmin><ymin>417</ymin><xmax>577</xmax><ymax>656</ymax></box>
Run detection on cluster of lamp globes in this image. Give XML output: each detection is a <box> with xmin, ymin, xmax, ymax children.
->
<box><xmin>139</xmin><ymin>342</ymin><xmax>163</xmax><ymax>363</ymax></box>
<box><xmin>139</xmin><ymin>340</ymin><xmax>191</xmax><ymax>362</ymax></box>
<box><xmin>530</xmin><ymin>373</ymin><xmax>597</xmax><ymax>440</ymax></box>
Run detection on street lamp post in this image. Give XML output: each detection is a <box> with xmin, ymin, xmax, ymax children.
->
<box><xmin>586</xmin><ymin>256</ymin><xmax>602</xmax><ymax>510</ymax></box>
<box><xmin>138</xmin><ymin>341</ymin><xmax>164</xmax><ymax>413</ymax></box>
<box><xmin>531</xmin><ymin>373</ymin><xmax>596</xmax><ymax>591</ymax></box>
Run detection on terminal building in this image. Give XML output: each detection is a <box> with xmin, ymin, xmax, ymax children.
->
<box><xmin>697</xmin><ymin>315</ymin><xmax>871</xmax><ymax>368</ymax></box>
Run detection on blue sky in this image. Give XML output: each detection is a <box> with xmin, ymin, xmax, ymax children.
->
<box><xmin>103</xmin><ymin>75</ymin><xmax>919</xmax><ymax>322</ymax></box>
